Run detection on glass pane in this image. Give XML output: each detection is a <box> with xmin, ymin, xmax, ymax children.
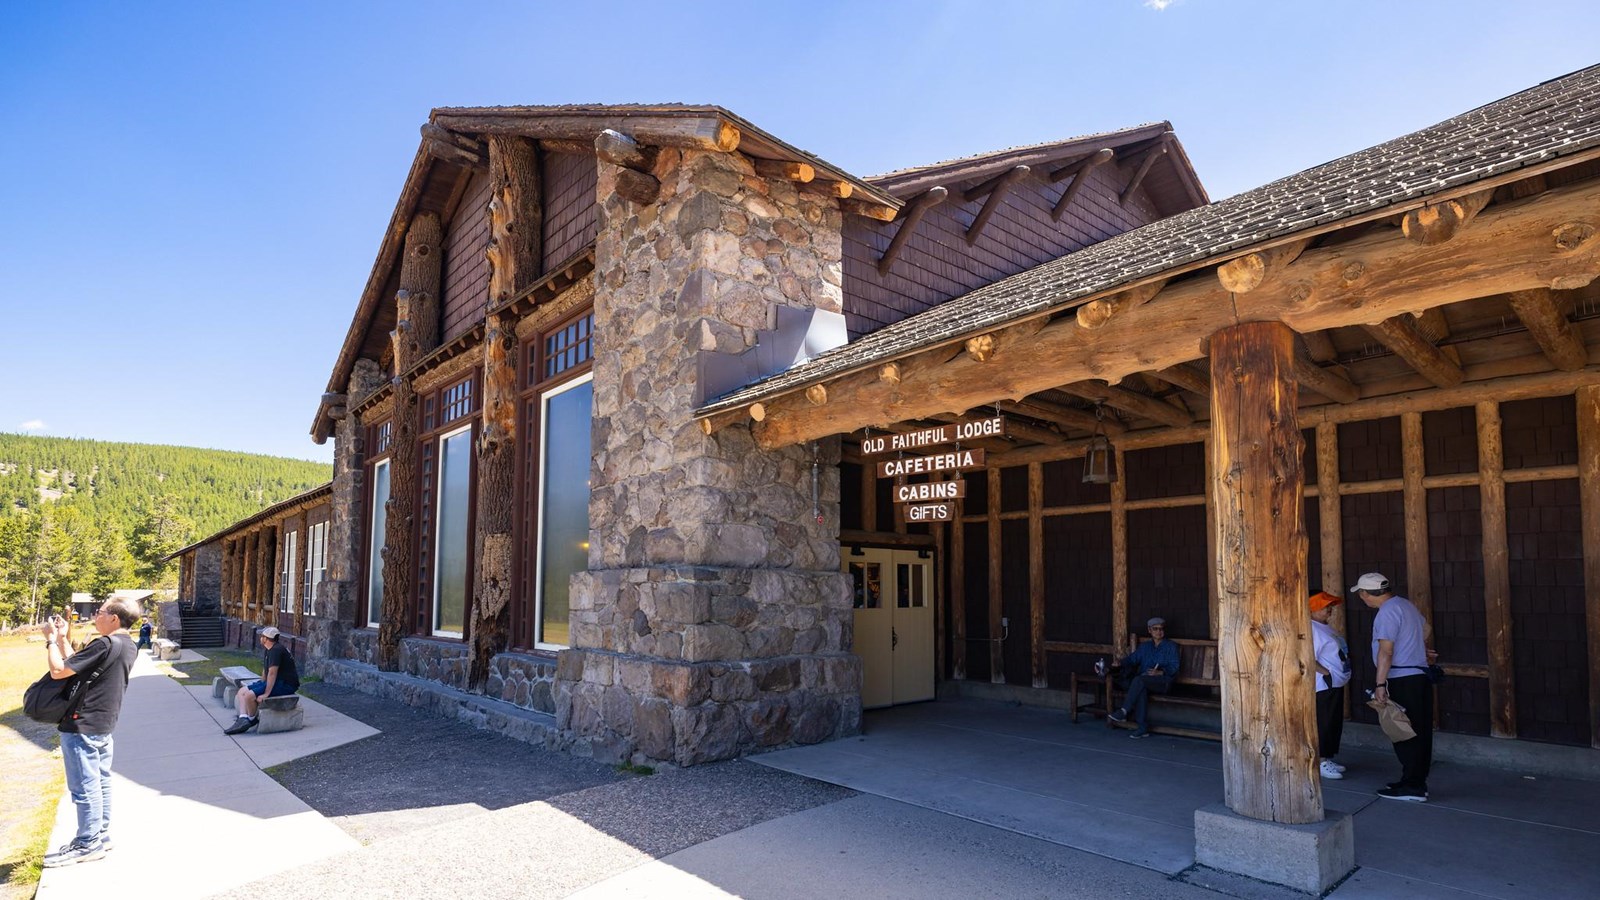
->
<box><xmin>897</xmin><ymin>563</ymin><xmax>911</xmax><ymax>608</ymax></box>
<box><xmin>368</xmin><ymin>462</ymin><xmax>390</xmax><ymax>626</ymax></box>
<box><xmin>850</xmin><ymin>562</ymin><xmax>881</xmax><ymax>609</ymax></box>
<box><xmin>435</xmin><ymin>429</ymin><xmax>472</xmax><ymax>635</ymax></box>
<box><xmin>539</xmin><ymin>379</ymin><xmax>592</xmax><ymax>646</ymax></box>
<box><xmin>911</xmin><ymin>564</ymin><xmax>926</xmax><ymax>607</ymax></box>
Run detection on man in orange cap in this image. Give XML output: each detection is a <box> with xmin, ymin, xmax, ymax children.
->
<box><xmin>1309</xmin><ymin>592</ymin><xmax>1351</xmax><ymax>780</ymax></box>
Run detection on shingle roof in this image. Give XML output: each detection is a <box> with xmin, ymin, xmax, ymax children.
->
<box><xmin>699</xmin><ymin>64</ymin><xmax>1600</xmax><ymax>417</ymax></box>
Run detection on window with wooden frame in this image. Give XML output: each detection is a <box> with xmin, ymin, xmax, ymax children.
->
<box><xmin>515</xmin><ymin>309</ymin><xmax>594</xmax><ymax>651</ymax></box>
<box><xmin>418</xmin><ymin>374</ymin><xmax>479</xmax><ymax>638</ymax></box>
<box><xmin>364</xmin><ymin>419</ymin><xmax>393</xmax><ymax>629</ymax></box>
<box><xmin>280</xmin><ymin>530</ymin><xmax>298</xmax><ymax>610</ymax></box>
<box><xmin>303</xmin><ymin>517</ymin><xmax>328</xmax><ymax>617</ymax></box>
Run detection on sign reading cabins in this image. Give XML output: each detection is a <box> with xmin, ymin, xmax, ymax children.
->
<box><xmin>864</xmin><ymin>417</ymin><xmax>1004</xmax><ymax>523</ymax></box>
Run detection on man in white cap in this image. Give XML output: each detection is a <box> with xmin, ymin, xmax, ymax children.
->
<box><xmin>1352</xmin><ymin>573</ymin><xmax>1433</xmax><ymax>801</ymax></box>
<box><xmin>224</xmin><ymin>626</ymin><xmax>300</xmax><ymax>735</ymax></box>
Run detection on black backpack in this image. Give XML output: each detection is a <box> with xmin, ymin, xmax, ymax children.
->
<box><xmin>22</xmin><ymin>637</ymin><xmax>116</xmax><ymax>725</ymax></box>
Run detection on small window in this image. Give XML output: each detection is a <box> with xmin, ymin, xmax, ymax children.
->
<box><xmin>543</xmin><ymin>313</ymin><xmax>593</xmax><ymax>380</ymax></box>
<box><xmin>279</xmin><ymin>531</ymin><xmax>298</xmax><ymax>610</ymax></box>
<box><xmin>373</xmin><ymin>421</ymin><xmax>393</xmax><ymax>456</ymax></box>
<box><xmin>441</xmin><ymin>378</ymin><xmax>474</xmax><ymax>425</ymax></box>
<box><xmin>303</xmin><ymin>520</ymin><xmax>328</xmax><ymax>616</ymax></box>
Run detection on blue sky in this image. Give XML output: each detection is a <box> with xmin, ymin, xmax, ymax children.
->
<box><xmin>2</xmin><ymin>1</ymin><xmax>1597</xmax><ymax>462</ymax></box>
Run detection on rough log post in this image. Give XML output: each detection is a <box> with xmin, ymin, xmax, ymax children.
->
<box><xmin>1315</xmin><ymin>424</ymin><xmax>1345</xmax><ymax>630</ymax></box>
<box><xmin>470</xmin><ymin>135</ymin><xmax>541</xmax><ymax>691</ymax></box>
<box><xmin>1110</xmin><ymin>450</ymin><xmax>1129</xmax><ymax>657</ymax></box>
<box><xmin>1029</xmin><ymin>462</ymin><xmax>1046</xmax><ymax>688</ymax></box>
<box><xmin>951</xmin><ymin>498</ymin><xmax>966</xmax><ymax>680</ymax></box>
<box><xmin>378</xmin><ymin>211</ymin><xmax>444</xmax><ymax>671</ymax></box>
<box><xmin>1204</xmin><ymin>436</ymin><xmax>1219</xmax><ymax>638</ymax></box>
<box><xmin>1209</xmin><ymin>320</ymin><xmax>1320</xmax><ymax>825</ymax></box>
<box><xmin>1576</xmin><ymin>385</ymin><xmax>1600</xmax><ymax>749</ymax></box>
<box><xmin>1477</xmin><ymin>400</ymin><xmax>1516</xmax><ymax>738</ymax></box>
<box><xmin>988</xmin><ymin>466</ymin><xmax>1004</xmax><ymax>683</ymax></box>
<box><xmin>1400</xmin><ymin>414</ymin><xmax>1433</xmax><ymax>625</ymax></box>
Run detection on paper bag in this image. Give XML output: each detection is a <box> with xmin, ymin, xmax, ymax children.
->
<box><xmin>1367</xmin><ymin>697</ymin><xmax>1416</xmax><ymax>742</ymax></box>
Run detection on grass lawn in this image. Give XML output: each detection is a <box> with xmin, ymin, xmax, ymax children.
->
<box><xmin>0</xmin><ymin>632</ymin><xmax>66</xmax><ymax>899</ymax></box>
<box><xmin>159</xmin><ymin>647</ymin><xmax>263</xmax><ymax>687</ymax></box>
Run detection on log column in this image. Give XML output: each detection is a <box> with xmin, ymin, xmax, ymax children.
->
<box><xmin>1478</xmin><ymin>401</ymin><xmax>1516</xmax><ymax>738</ymax></box>
<box><xmin>1576</xmin><ymin>385</ymin><xmax>1600</xmax><ymax>749</ymax></box>
<box><xmin>470</xmin><ymin>135</ymin><xmax>541</xmax><ymax>691</ymax></box>
<box><xmin>378</xmin><ymin>211</ymin><xmax>443</xmax><ymax>671</ymax></box>
<box><xmin>1208</xmin><ymin>321</ymin><xmax>1320</xmax><ymax>824</ymax></box>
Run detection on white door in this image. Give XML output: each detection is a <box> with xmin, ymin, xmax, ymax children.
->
<box><xmin>846</xmin><ymin>548</ymin><xmax>936</xmax><ymax>708</ymax></box>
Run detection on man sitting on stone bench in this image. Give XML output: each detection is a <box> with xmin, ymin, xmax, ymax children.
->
<box><xmin>1108</xmin><ymin>617</ymin><xmax>1180</xmax><ymax>739</ymax></box>
<box><xmin>224</xmin><ymin>626</ymin><xmax>299</xmax><ymax>736</ymax></box>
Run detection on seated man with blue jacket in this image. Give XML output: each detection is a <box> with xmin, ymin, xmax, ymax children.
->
<box><xmin>1108</xmin><ymin>617</ymin><xmax>1180</xmax><ymax>738</ymax></box>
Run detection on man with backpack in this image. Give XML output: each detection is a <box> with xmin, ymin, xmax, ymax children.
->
<box><xmin>40</xmin><ymin>596</ymin><xmax>140</xmax><ymax>867</ymax></box>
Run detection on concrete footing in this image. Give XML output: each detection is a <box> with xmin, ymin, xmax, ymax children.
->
<box><xmin>1193</xmin><ymin>803</ymin><xmax>1354</xmax><ymax>894</ymax></box>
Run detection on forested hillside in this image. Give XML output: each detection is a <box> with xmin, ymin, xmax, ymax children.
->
<box><xmin>0</xmin><ymin>433</ymin><xmax>330</xmax><ymax>626</ymax></box>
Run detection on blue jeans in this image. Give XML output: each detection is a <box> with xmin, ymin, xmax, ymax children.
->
<box><xmin>60</xmin><ymin>732</ymin><xmax>114</xmax><ymax>844</ymax></box>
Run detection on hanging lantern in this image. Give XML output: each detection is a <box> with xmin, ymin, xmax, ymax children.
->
<box><xmin>1082</xmin><ymin>404</ymin><xmax>1117</xmax><ymax>484</ymax></box>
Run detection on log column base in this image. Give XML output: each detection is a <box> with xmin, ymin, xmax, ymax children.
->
<box><xmin>1194</xmin><ymin>804</ymin><xmax>1355</xmax><ymax>895</ymax></box>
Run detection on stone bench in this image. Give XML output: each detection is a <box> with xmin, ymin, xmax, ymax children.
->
<box><xmin>215</xmin><ymin>666</ymin><xmax>260</xmax><ymax>708</ymax></box>
<box><xmin>257</xmin><ymin>694</ymin><xmax>304</xmax><ymax>734</ymax></box>
<box><xmin>154</xmin><ymin>638</ymin><xmax>182</xmax><ymax>661</ymax></box>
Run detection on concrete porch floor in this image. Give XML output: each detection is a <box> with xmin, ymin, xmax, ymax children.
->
<box><xmin>751</xmin><ymin>698</ymin><xmax>1600</xmax><ymax>899</ymax></box>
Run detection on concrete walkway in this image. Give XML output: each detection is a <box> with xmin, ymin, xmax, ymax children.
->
<box><xmin>36</xmin><ymin>653</ymin><xmax>373</xmax><ymax>900</ymax></box>
<box><xmin>753</xmin><ymin>699</ymin><xmax>1600</xmax><ymax>899</ymax></box>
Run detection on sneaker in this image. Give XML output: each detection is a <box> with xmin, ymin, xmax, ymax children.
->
<box><xmin>1377</xmin><ymin>785</ymin><xmax>1427</xmax><ymax>802</ymax></box>
<box><xmin>1327</xmin><ymin>760</ymin><xmax>1346</xmax><ymax>773</ymax></box>
<box><xmin>1129</xmin><ymin>731</ymin><xmax>1151</xmax><ymax>739</ymax></box>
<box><xmin>223</xmin><ymin>716</ymin><xmax>258</xmax><ymax>736</ymax></box>
<box><xmin>1107</xmin><ymin>708</ymin><xmax>1128</xmax><ymax>723</ymax></box>
<box><xmin>1319</xmin><ymin>759</ymin><xmax>1344</xmax><ymax>780</ymax></box>
<box><xmin>43</xmin><ymin>839</ymin><xmax>105</xmax><ymax>867</ymax></box>
<box><xmin>97</xmin><ymin>831</ymin><xmax>113</xmax><ymax>852</ymax></box>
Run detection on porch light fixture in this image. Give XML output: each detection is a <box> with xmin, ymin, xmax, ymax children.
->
<box><xmin>1082</xmin><ymin>404</ymin><xmax>1117</xmax><ymax>485</ymax></box>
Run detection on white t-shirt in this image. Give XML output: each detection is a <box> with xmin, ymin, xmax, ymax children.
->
<box><xmin>1311</xmin><ymin>619</ymin><xmax>1350</xmax><ymax>691</ymax></box>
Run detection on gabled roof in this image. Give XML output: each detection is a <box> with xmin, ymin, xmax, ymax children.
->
<box><xmin>161</xmin><ymin>482</ymin><xmax>333</xmax><ymax>561</ymax></box>
<box><xmin>697</xmin><ymin>64</ymin><xmax>1600</xmax><ymax>418</ymax></box>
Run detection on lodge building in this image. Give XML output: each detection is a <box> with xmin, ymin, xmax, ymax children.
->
<box><xmin>172</xmin><ymin>68</ymin><xmax>1600</xmax><ymax>879</ymax></box>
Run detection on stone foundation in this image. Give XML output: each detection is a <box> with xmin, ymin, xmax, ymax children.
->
<box><xmin>1193</xmin><ymin>803</ymin><xmax>1355</xmax><ymax>894</ymax></box>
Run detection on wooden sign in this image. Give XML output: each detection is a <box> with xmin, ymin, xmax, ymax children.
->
<box><xmin>876</xmin><ymin>448</ymin><xmax>986</xmax><ymax>479</ymax></box>
<box><xmin>902</xmin><ymin>502</ymin><xmax>956</xmax><ymax>523</ymax></box>
<box><xmin>893</xmin><ymin>480</ymin><xmax>966</xmax><ymax>503</ymax></box>
<box><xmin>861</xmin><ymin>417</ymin><xmax>1007</xmax><ymax>455</ymax></box>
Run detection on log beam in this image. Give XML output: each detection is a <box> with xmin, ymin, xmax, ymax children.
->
<box><xmin>614</xmin><ymin>169</ymin><xmax>661</xmax><ymax>206</ymax></box>
<box><xmin>1148</xmin><ymin>363</ymin><xmax>1210</xmax><ymax>399</ymax></box>
<box><xmin>1058</xmin><ymin>380</ymin><xmax>1193</xmax><ymax>427</ymax></box>
<box><xmin>965</xmin><ymin>165</ymin><xmax>1030</xmax><ymax>244</ymax></box>
<box><xmin>1119</xmin><ymin>140</ymin><xmax>1168</xmax><ymax>206</ymax></box>
<box><xmin>843</xmin><ymin>199</ymin><xmax>898</xmax><ymax>221</ymax></box>
<box><xmin>1209</xmin><ymin>320</ymin><xmax>1320</xmax><ymax>824</ymax></box>
<box><xmin>594</xmin><ymin>128</ymin><xmax>656</xmax><ymax>172</ymax></box>
<box><xmin>742</xmin><ymin>175</ymin><xmax>1600</xmax><ymax>449</ymax></box>
<box><xmin>1051</xmin><ymin>149</ymin><xmax>1115</xmax><ymax>221</ymax></box>
<box><xmin>1575</xmin><ymin>385</ymin><xmax>1600</xmax><ymax>749</ymax></box>
<box><xmin>1029</xmin><ymin>462</ymin><xmax>1047</xmax><ymax>688</ymax></box>
<box><xmin>1217</xmin><ymin>238</ymin><xmax>1312</xmax><ymax>294</ymax></box>
<box><xmin>1364</xmin><ymin>316</ymin><xmax>1464</xmax><ymax>388</ymax></box>
<box><xmin>1401</xmin><ymin>189</ymin><xmax>1493</xmax><ymax>245</ymax></box>
<box><xmin>753</xmin><ymin>158</ymin><xmax>815</xmax><ymax>183</ymax></box>
<box><xmin>878</xmin><ymin>187</ymin><xmax>948</xmax><ymax>276</ymax></box>
<box><xmin>429</xmin><ymin>112</ymin><xmax>740</xmax><ymax>152</ymax></box>
<box><xmin>1507</xmin><ymin>288</ymin><xmax>1587</xmax><ymax>371</ymax></box>
<box><xmin>1001</xmin><ymin>397</ymin><xmax>1126</xmax><ymax>434</ymax></box>
<box><xmin>420</xmin><ymin>123</ymin><xmax>488</xmax><ymax>170</ymax></box>
<box><xmin>1401</xmin><ymin>413</ymin><xmax>1433</xmax><ymax>626</ymax></box>
<box><xmin>1477</xmin><ymin>400</ymin><xmax>1516</xmax><ymax>738</ymax></box>
<box><xmin>1073</xmin><ymin>279</ymin><xmax>1169</xmax><ymax>330</ymax></box>
<box><xmin>1300</xmin><ymin>330</ymin><xmax>1339</xmax><ymax>364</ymax></box>
<box><xmin>1294</xmin><ymin>355</ymin><xmax>1359</xmax><ymax>403</ymax></box>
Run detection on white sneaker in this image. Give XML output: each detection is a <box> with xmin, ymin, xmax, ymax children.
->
<box><xmin>1329</xmin><ymin>760</ymin><xmax>1346</xmax><ymax>773</ymax></box>
<box><xmin>1319</xmin><ymin>759</ymin><xmax>1344</xmax><ymax>780</ymax></box>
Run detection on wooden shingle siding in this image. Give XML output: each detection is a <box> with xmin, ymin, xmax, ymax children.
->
<box><xmin>442</xmin><ymin>172</ymin><xmax>493</xmax><ymax>341</ymax></box>
<box><xmin>542</xmin><ymin>152</ymin><xmax>598</xmax><ymax>271</ymax></box>
<box><xmin>843</xmin><ymin>164</ymin><xmax>1160</xmax><ymax>337</ymax></box>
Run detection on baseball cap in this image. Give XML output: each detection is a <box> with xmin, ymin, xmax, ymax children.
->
<box><xmin>1349</xmin><ymin>573</ymin><xmax>1390</xmax><ymax>593</ymax></box>
<box><xmin>1146</xmin><ymin>617</ymin><xmax>1166</xmax><ymax>628</ymax></box>
<box><xmin>1309</xmin><ymin>591</ymin><xmax>1342</xmax><ymax>612</ymax></box>
<box><xmin>259</xmin><ymin>626</ymin><xmax>281</xmax><ymax>639</ymax></box>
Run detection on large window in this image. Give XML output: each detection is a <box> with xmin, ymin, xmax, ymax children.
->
<box><xmin>367</xmin><ymin>459</ymin><xmax>390</xmax><ymax>628</ymax></box>
<box><xmin>279</xmin><ymin>530</ymin><xmax>298</xmax><ymax>611</ymax></box>
<box><xmin>303</xmin><ymin>519</ymin><xmax>327</xmax><ymax>616</ymax></box>
<box><xmin>432</xmin><ymin>425</ymin><xmax>473</xmax><ymax>637</ymax></box>
<box><xmin>535</xmin><ymin>373</ymin><xmax>593</xmax><ymax>648</ymax></box>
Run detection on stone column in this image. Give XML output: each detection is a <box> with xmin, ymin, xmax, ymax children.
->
<box><xmin>311</xmin><ymin>358</ymin><xmax>387</xmax><ymax>659</ymax></box>
<box><xmin>555</xmin><ymin>147</ymin><xmax>859</xmax><ymax>767</ymax></box>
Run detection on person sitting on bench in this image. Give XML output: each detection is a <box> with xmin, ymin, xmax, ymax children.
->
<box><xmin>1108</xmin><ymin>617</ymin><xmax>1180</xmax><ymax>738</ymax></box>
<box><xmin>224</xmin><ymin>626</ymin><xmax>299</xmax><ymax>736</ymax></box>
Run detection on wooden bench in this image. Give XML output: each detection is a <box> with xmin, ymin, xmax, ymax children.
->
<box><xmin>1071</xmin><ymin>637</ymin><xmax>1222</xmax><ymax>740</ymax></box>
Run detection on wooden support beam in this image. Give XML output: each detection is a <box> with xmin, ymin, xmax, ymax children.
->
<box><xmin>1401</xmin><ymin>413</ymin><xmax>1433</xmax><ymax>627</ymax></box>
<box><xmin>1051</xmin><ymin>149</ymin><xmax>1115</xmax><ymax>221</ymax></box>
<box><xmin>1401</xmin><ymin>189</ymin><xmax>1494</xmax><ymax>245</ymax></box>
<box><xmin>1029</xmin><ymin>462</ymin><xmax>1046</xmax><ymax>687</ymax></box>
<box><xmin>843</xmin><ymin>198</ymin><xmax>898</xmax><ymax>221</ymax></box>
<box><xmin>805</xmin><ymin>383</ymin><xmax>828</xmax><ymax>406</ymax></box>
<box><xmin>1315</xmin><ymin>423</ymin><xmax>1345</xmax><ymax>632</ymax></box>
<box><xmin>1507</xmin><ymin>288</ymin><xmax>1587</xmax><ymax>371</ymax></box>
<box><xmin>1300</xmin><ymin>329</ymin><xmax>1339</xmax><ymax>364</ymax></box>
<box><xmin>1001</xmin><ymin>398</ymin><xmax>1125</xmax><ymax>435</ymax></box>
<box><xmin>420</xmin><ymin>123</ymin><xmax>488</xmax><ymax>169</ymax></box>
<box><xmin>430</xmin><ymin>112</ymin><xmax>740</xmax><ymax>152</ymax></box>
<box><xmin>745</xmin><ymin>176</ymin><xmax>1600</xmax><ymax>449</ymax></box>
<box><xmin>1216</xmin><ymin>238</ymin><xmax>1312</xmax><ymax>294</ymax></box>
<box><xmin>1148</xmin><ymin>363</ymin><xmax>1210</xmax><ymax>398</ymax></box>
<box><xmin>965</xmin><ymin>165</ymin><xmax>1030</xmax><ymax>244</ymax></box>
<box><xmin>1365</xmin><ymin>316</ymin><xmax>1464</xmax><ymax>388</ymax></box>
<box><xmin>988</xmin><ymin>467</ymin><xmax>1004</xmax><ymax>683</ymax></box>
<box><xmin>1294</xmin><ymin>354</ymin><xmax>1359</xmax><ymax>403</ymax></box>
<box><xmin>1209</xmin><ymin>321</ymin><xmax>1320</xmax><ymax>824</ymax></box>
<box><xmin>965</xmin><ymin>333</ymin><xmax>996</xmax><ymax>363</ymax></box>
<box><xmin>878</xmin><ymin>187</ymin><xmax>948</xmax><ymax>276</ymax></box>
<box><xmin>538</xmin><ymin>138</ymin><xmax>593</xmax><ymax>156</ymax></box>
<box><xmin>1575</xmin><ymin>385</ymin><xmax>1600</xmax><ymax>749</ymax></box>
<box><xmin>594</xmin><ymin>128</ymin><xmax>656</xmax><ymax>172</ymax></box>
<box><xmin>1477</xmin><ymin>401</ymin><xmax>1516</xmax><ymax>738</ymax></box>
<box><xmin>1073</xmin><ymin>279</ymin><xmax>1169</xmax><ymax>330</ymax></box>
<box><xmin>1058</xmin><ymin>380</ymin><xmax>1193</xmax><ymax>428</ymax></box>
<box><xmin>1204</xmin><ymin>434</ymin><xmax>1219</xmax><ymax>638</ymax></box>
<box><xmin>806</xmin><ymin>179</ymin><xmax>853</xmax><ymax>199</ymax></box>
<box><xmin>753</xmin><ymin>158</ymin><xmax>815</xmax><ymax>183</ymax></box>
<box><xmin>951</xmin><ymin>498</ymin><xmax>966</xmax><ymax>680</ymax></box>
<box><xmin>1119</xmin><ymin>141</ymin><xmax>1168</xmax><ymax>206</ymax></box>
<box><xmin>1110</xmin><ymin>449</ymin><xmax>1129</xmax><ymax>660</ymax></box>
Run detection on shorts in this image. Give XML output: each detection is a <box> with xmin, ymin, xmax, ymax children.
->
<box><xmin>247</xmin><ymin>680</ymin><xmax>297</xmax><ymax>698</ymax></box>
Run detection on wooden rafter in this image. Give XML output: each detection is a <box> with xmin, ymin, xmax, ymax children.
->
<box><xmin>430</xmin><ymin>111</ymin><xmax>741</xmax><ymax>152</ymax></box>
<box><xmin>965</xmin><ymin>165</ymin><xmax>1030</xmax><ymax>244</ymax></box>
<box><xmin>1300</xmin><ymin>329</ymin><xmax>1339</xmax><ymax>364</ymax></box>
<box><xmin>878</xmin><ymin>187</ymin><xmax>948</xmax><ymax>275</ymax></box>
<box><xmin>1000</xmin><ymin>398</ymin><xmax>1126</xmax><ymax>435</ymax></box>
<box><xmin>1293</xmin><ymin>354</ymin><xmax>1359</xmax><ymax>403</ymax></box>
<box><xmin>1364</xmin><ymin>315</ymin><xmax>1464</xmax><ymax>388</ymax></box>
<box><xmin>1119</xmin><ymin>139</ymin><xmax>1168</xmax><ymax>206</ymax></box>
<box><xmin>1051</xmin><ymin>149</ymin><xmax>1115</xmax><ymax>221</ymax></box>
<box><xmin>1073</xmin><ymin>279</ymin><xmax>1168</xmax><ymax>330</ymax></box>
<box><xmin>1507</xmin><ymin>288</ymin><xmax>1587</xmax><ymax>371</ymax></box>
<box><xmin>735</xmin><ymin>174</ymin><xmax>1600</xmax><ymax>448</ymax></box>
<box><xmin>1401</xmin><ymin>189</ymin><xmax>1494</xmax><ymax>245</ymax></box>
<box><xmin>1217</xmin><ymin>238</ymin><xmax>1312</xmax><ymax>294</ymax></box>
<box><xmin>753</xmin><ymin>158</ymin><xmax>815</xmax><ymax>183</ymax></box>
<box><xmin>420</xmin><ymin>123</ymin><xmax>488</xmax><ymax>170</ymax></box>
<box><xmin>1057</xmin><ymin>380</ymin><xmax>1193</xmax><ymax>427</ymax></box>
<box><xmin>1147</xmin><ymin>363</ymin><xmax>1211</xmax><ymax>399</ymax></box>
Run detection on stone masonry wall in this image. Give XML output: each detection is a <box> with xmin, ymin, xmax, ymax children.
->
<box><xmin>555</xmin><ymin>147</ymin><xmax>860</xmax><ymax>767</ymax></box>
<box><xmin>194</xmin><ymin>544</ymin><xmax>222</xmax><ymax>614</ymax></box>
<box><xmin>310</xmin><ymin>359</ymin><xmax>387</xmax><ymax>661</ymax></box>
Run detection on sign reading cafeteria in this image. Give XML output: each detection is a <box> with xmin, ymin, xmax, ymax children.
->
<box><xmin>860</xmin><ymin>416</ymin><xmax>1007</xmax><ymax>455</ymax></box>
<box><xmin>876</xmin><ymin>448</ymin><xmax>986</xmax><ymax>479</ymax></box>
<box><xmin>893</xmin><ymin>480</ymin><xmax>966</xmax><ymax>503</ymax></box>
<box><xmin>902</xmin><ymin>502</ymin><xmax>955</xmax><ymax>522</ymax></box>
